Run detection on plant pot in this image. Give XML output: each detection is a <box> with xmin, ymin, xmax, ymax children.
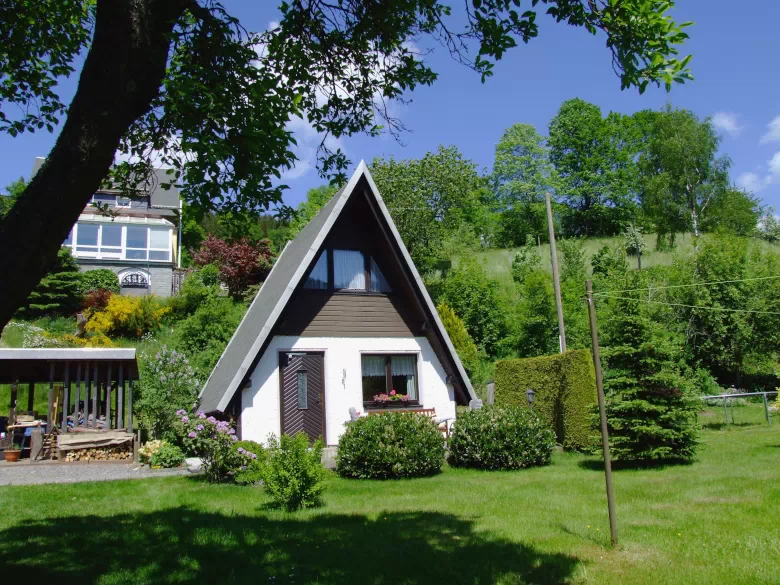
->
<box><xmin>4</xmin><ymin>449</ymin><xmax>21</xmax><ymax>463</ymax></box>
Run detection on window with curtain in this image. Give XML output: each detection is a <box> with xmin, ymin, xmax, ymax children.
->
<box><xmin>361</xmin><ymin>354</ymin><xmax>418</xmax><ymax>403</ymax></box>
<box><xmin>370</xmin><ymin>258</ymin><xmax>392</xmax><ymax>293</ymax></box>
<box><xmin>304</xmin><ymin>253</ymin><xmax>328</xmax><ymax>289</ymax></box>
<box><xmin>334</xmin><ymin>249</ymin><xmax>365</xmax><ymax>290</ymax></box>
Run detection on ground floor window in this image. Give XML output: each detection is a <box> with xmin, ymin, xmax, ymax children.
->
<box><xmin>361</xmin><ymin>354</ymin><xmax>418</xmax><ymax>404</ymax></box>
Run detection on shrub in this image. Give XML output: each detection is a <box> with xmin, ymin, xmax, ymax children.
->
<box><xmin>233</xmin><ymin>440</ymin><xmax>267</xmax><ymax>485</ymax></box>
<box><xmin>86</xmin><ymin>294</ymin><xmax>168</xmax><ymax>338</ymax></box>
<box><xmin>449</xmin><ymin>405</ymin><xmax>555</xmax><ymax>470</ymax></box>
<box><xmin>174</xmin><ymin>297</ymin><xmax>245</xmax><ymax>376</ymax></box>
<box><xmin>167</xmin><ymin>266</ymin><xmax>220</xmax><ymax>318</ymax></box>
<box><xmin>191</xmin><ymin>236</ymin><xmax>273</xmax><ymax>298</ymax></box>
<box><xmin>174</xmin><ymin>412</ymin><xmax>250</xmax><ymax>482</ymax></box>
<box><xmin>135</xmin><ymin>346</ymin><xmax>200</xmax><ymax>441</ymax></box>
<box><xmin>79</xmin><ymin>269</ymin><xmax>120</xmax><ymax>294</ymax></box>
<box><xmin>494</xmin><ymin>350</ymin><xmax>597</xmax><ymax>451</ymax></box>
<box><xmin>336</xmin><ymin>413</ymin><xmax>445</xmax><ymax>479</ymax></box>
<box><xmin>264</xmin><ymin>433</ymin><xmax>326</xmax><ymax>511</ymax></box>
<box><xmin>83</xmin><ymin>288</ymin><xmax>112</xmax><ymax>311</ymax></box>
<box><xmin>139</xmin><ymin>439</ymin><xmax>166</xmax><ymax>464</ymax></box>
<box><xmin>437</xmin><ymin>302</ymin><xmax>479</xmax><ymax>375</ymax></box>
<box><xmin>17</xmin><ymin>248</ymin><xmax>82</xmax><ymax>317</ymax></box>
<box><xmin>149</xmin><ymin>443</ymin><xmax>185</xmax><ymax>468</ymax></box>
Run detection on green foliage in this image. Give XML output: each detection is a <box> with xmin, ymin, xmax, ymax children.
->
<box><xmin>149</xmin><ymin>443</ymin><xmax>185</xmax><ymax>469</ymax></box>
<box><xmin>549</xmin><ymin>99</ymin><xmax>640</xmax><ymax>236</ymax></box>
<box><xmin>0</xmin><ymin>177</ymin><xmax>24</xmax><ymax>216</ymax></box>
<box><xmin>702</xmin><ymin>187</ymin><xmax>761</xmax><ymax>237</ymax></box>
<box><xmin>759</xmin><ymin>208</ymin><xmax>780</xmax><ymax>243</ymax></box>
<box><xmin>232</xmin><ymin>440</ymin><xmax>267</xmax><ymax>486</ymax></box>
<box><xmin>288</xmin><ymin>185</ymin><xmax>340</xmax><ymax>239</ymax></box>
<box><xmin>495</xmin><ymin>350</ymin><xmax>597</xmax><ymax>451</ymax></box>
<box><xmin>639</xmin><ymin>105</ymin><xmax>730</xmax><ymax>242</ymax></box>
<box><xmin>449</xmin><ymin>405</ymin><xmax>556</xmax><ymax>470</ymax></box>
<box><xmin>78</xmin><ymin>269</ymin><xmax>119</xmax><ymax>295</ymax></box>
<box><xmin>492</xmin><ymin>124</ymin><xmax>557</xmax><ymax>246</ymax></box>
<box><xmin>436</xmin><ymin>302</ymin><xmax>479</xmax><ymax>375</ymax></box>
<box><xmin>167</xmin><ymin>266</ymin><xmax>221</xmax><ymax>318</ymax></box>
<box><xmin>86</xmin><ymin>295</ymin><xmax>168</xmax><ymax>339</ymax></box>
<box><xmin>263</xmin><ymin>433</ymin><xmax>326</xmax><ymax>511</ymax></box>
<box><xmin>371</xmin><ymin>147</ymin><xmax>492</xmax><ymax>274</ymax></box>
<box><xmin>17</xmin><ymin>248</ymin><xmax>82</xmax><ymax>317</ymax></box>
<box><xmin>136</xmin><ymin>346</ymin><xmax>200</xmax><ymax>442</ymax></box>
<box><xmin>438</xmin><ymin>256</ymin><xmax>507</xmax><ymax>357</ymax></box>
<box><xmin>600</xmin><ymin>272</ymin><xmax>700</xmax><ymax>462</ymax></box>
<box><xmin>174</xmin><ymin>297</ymin><xmax>246</xmax><ymax>377</ymax></box>
<box><xmin>337</xmin><ymin>413</ymin><xmax>445</xmax><ymax>479</ymax></box>
<box><xmin>591</xmin><ymin>245</ymin><xmax>629</xmax><ymax>279</ymax></box>
<box><xmin>176</xmin><ymin>413</ymin><xmax>248</xmax><ymax>483</ymax></box>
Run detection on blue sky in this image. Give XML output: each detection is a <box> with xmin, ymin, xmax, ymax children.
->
<box><xmin>2</xmin><ymin>0</ymin><xmax>779</xmax><ymax>210</ymax></box>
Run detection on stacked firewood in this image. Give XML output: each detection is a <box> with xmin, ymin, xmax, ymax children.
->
<box><xmin>64</xmin><ymin>444</ymin><xmax>132</xmax><ymax>462</ymax></box>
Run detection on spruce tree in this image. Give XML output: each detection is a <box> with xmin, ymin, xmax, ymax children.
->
<box><xmin>601</xmin><ymin>273</ymin><xmax>700</xmax><ymax>463</ymax></box>
<box><xmin>17</xmin><ymin>248</ymin><xmax>82</xmax><ymax>317</ymax></box>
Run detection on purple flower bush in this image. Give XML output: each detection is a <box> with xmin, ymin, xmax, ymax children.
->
<box><xmin>174</xmin><ymin>412</ymin><xmax>252</xmax><ymax>482</ymax></box>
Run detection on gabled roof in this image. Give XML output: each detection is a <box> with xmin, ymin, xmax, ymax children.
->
<box><xmin>198</xmin><ymin>161</ymin><xmax>475</xmax><ymax>413</ymax></box>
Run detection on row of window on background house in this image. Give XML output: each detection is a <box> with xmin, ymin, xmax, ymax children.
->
<box><xmin>64</xmin><ymin>222</ymin><xmax>172</xmax><ymax>262</ymax></box>
<box><xmin>304</xmin><ymin>249</ymin><xmax>392</xmax><ymax>293</ymax></box>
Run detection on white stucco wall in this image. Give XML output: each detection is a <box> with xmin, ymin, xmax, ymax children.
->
<box><xmin>240</xmin><ymin>336</ymin><xmax>456</xmax><ymax>445</ymax></box>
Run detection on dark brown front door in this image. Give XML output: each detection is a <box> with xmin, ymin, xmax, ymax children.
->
<box><xmin>280</xmin><ymin>352</ymin><xmax>325</xmax><ymax>442</ymax></box>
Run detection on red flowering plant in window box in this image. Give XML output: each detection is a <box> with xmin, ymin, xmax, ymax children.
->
<box><xmin>373</xmin><ymin>389</ymin><xmax>412</xmax><ymax>407</ymax></box>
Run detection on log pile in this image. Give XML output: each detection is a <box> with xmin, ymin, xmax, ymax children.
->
<box><xmin>64</xmin><ymin>444</ymin><xmax>132</xmax><ymax>462</ymax></box>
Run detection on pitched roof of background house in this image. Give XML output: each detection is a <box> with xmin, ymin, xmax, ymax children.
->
<box><xmin>198</xmin><ymin>161</ymin><xmax>475</xmax><ymax>413</ymax></box>
<box><xmin>31</xmin><ymin>157</ymin><xmax>180</xmax><ymax>210</ymax></box>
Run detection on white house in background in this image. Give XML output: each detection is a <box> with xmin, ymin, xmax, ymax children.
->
<box><xmin>197</xmin><ymin>162</ymin><xmax>475</xmax><ymax>445</ymax></box>
<box><xmin>32</xmin><ymin>157</ymin><xmax>181</xmax><ymax>297</ymax></box>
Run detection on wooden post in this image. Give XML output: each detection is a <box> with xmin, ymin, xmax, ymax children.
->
<box><xmin>27</xmin><ymin>382</ymin><xmax>35</xmax><ymax>413</ymax></box>
<box><xmin>74</xmin><ymin>362</ymin><xmax>81</xmax><ymax>427</ymax></box>
<box><xmin>9</xmin><ymin>380</ymin><xmax>18</xmax><ymax>426</ymax></box>
<box><xmin>92</xmin><ymin>362</ymin><xmax>98</xmax><ymax>429</ymax></box>
<box><xmin>118</xmin><ymin>364</ymin><xmax>124</xmax><ymax>431</ymax></box>
<box><xmin>585</xmin><ymin>279</ymin><xmax>618</xmax><ymax>547</ymax></box>
<box><xmin>47</xmin><ymin>362</ymin><xmax>54</xmax><ymax>428</ymax></box>
<box><xmin>128</xmin><ymin>379</ymin><xmax>134</xmax><ymax>433</ymax></box>
<box><xmin>546</xmin><ymin>193</ymin><xmax>566</xmax><ymax>353</ymax></box>
<box><xmin>106</xmin><ymin>363</ymin><xmax>112</xmax><ymax>429</ymax></box>
<box><xmin>62</xmin><ymin>362</ymin><xmax>70</xmax><ymax>432</ymax></box>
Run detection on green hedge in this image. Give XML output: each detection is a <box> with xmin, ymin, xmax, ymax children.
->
<box><xmin>494</xmin><ymin>349</ymin><xmax>597</xmax><ymax>451</ymax></box>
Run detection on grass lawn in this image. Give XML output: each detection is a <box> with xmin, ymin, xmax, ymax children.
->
<box><xmin>1</xmin><ymin>405</ymin><xmax>778</xmax><ymax>584</ymax></box>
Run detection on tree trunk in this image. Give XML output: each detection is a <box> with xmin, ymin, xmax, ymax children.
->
<box><xmin>0</xmin><ymin>0</ymin><xmax>187</xmax><ymax>330</ymax></box>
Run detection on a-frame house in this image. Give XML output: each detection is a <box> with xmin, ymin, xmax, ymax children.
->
<box><xmin>198</xmin><ymin>162</ymin><xmax>475</xmax><ymax>444</ymax></box>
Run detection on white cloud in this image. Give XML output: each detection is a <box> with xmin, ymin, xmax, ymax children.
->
<box><xmin>737</xmin><ymin>150</ymin><xmax>780</xmax><ymax>193</ymax></box>
<box><xmin>760</xmin><ymin>116</ymin><xmax>780</xmax><ymax>144</ymax></box>
<box><xmin>711</xmin><ymin>111</ymin><xmax>743</xmax><ymax>137</ymax></box>
<box><xmin>737</xmin><ymin>172</ymin><xmax>767</xmax><ymax>193</ymax></box>
<box><xmin>279</xmin><ymin>114</ymin><xmax>345</xmax><ymax>182</ymax></box>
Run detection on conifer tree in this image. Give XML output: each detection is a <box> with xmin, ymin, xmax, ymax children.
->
<box><xmin>437</xmin><ymin>302</ymin><xmax>479</xmax><ymax>375</ymax></box>
<box><xmin>18</xmin><ymin>248</ymin><xmax>82</xmax><ymax>317</ymax></box>
<box><xmin>601</xmin><ymin>273</ymin><xmax>700</xmax><ymax>462</ymax></box>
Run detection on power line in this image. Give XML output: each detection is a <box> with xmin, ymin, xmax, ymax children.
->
<box><xmin>591</xmin><ymin>275</ymin><xmax>780</xmax><ymax>296</ymax></box>
<box><xmin>593</xmin><ymin>294</ymin><xmax>780</xmax><ymax>316</ymax></box>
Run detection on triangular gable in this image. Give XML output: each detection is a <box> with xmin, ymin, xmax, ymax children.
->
<box><xmin>198</xmin><ymin>162</ymin><xmax>475</xmax><ymax>413</ymax></box>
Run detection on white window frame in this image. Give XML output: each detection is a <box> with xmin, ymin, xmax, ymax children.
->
<box><xmin>66</xmin><ymin>221</ymin><xmax>173</xmax><ymax>263</ymax></box>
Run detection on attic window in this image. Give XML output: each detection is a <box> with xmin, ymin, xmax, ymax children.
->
<box><xmin>370</xmin><ymin>259</ymin><xmax>392</xmax><ymax>293</ymax></box>
<box><xmin>304</xmin><ymin>253</ymin><xmax>328</xmax><ymax>289</ymax></box>
<box><xmin>334</xmin><ymin>250</ymin><xmax>366</xmax><ymax>290</ymax></box>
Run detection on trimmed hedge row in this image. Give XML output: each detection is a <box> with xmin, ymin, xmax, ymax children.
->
<box><xmin>336</xmin><ymin>412</ymin><xmax>445</xmax><ymax>479</ymax></box>
<box><xmin>494</xmin><ymin>349</ymin><xmax>597</xmax><ymax>451</ymax></box>
<box><xmin>449</xmin><ymin>405</ymin><xmax>555</xmax><ymax>470</ymax></box>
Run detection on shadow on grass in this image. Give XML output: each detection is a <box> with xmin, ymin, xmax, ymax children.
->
<box><xmin>701</xmin><ymin>421</ymin><xmax>758</xmax><ymax>431</ymax></box>
<box><xmin>0</xmin><ymin>508</ymin><xmax>578</xmax><ymax>585</ymax></box>
<box><xmin>578</xmin><ymin>458</ymin><xmax>694</xmax><ymax>472</ymax></box>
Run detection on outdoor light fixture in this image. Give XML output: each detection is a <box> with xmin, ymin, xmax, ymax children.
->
<box><xmin>525</xmin><ymin>388</ymin><xmax>536</xmax><ymax>409</ymax></box>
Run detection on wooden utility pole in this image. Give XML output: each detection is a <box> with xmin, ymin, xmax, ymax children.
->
<box><xmin>585</xmin><ymin>279</ymin><xmax>618</xmax><ymax>547</ymax></box>
<box><xmin>545</xmin><ymin>193</ymin><xmax>566</xmax><ymax>352</ymax></box>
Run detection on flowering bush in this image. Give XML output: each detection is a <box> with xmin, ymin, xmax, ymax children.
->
<box><xmin>448</xmin><ymin>405</ymin><xmax>555</xmax><ymax>470</ymax></box>
<box><xmin>136</xmin><ymin>346</ymin><xmax>200</xmax><ymax>441</ymax></box>
<box><xmin>337</xmin><ymin>412</ymin><xmax>445</xmax><ymax>479</ymax></box>
<box><xmin>174</xmin><ymin>411</ymin><xmax>252</xmax><ymax>482</ymax></box>
<box><xmin>373</xmin><ymin>389</ymin><xmax>411</xmax><ymax>404</ymax></box>
<box><xmin>86</xmin><ymin>294</ymin><xmax>168</xmax><ymax>338</ymax></box>
<box><xmin>264</xmin><ymin>433</ymin><xmax>325</xmax><ymax>511</ymax></box>
<box><xmin>139</xmin><ymin>439</ymin><xmax>166</xmax><ymax>464</ymax></box>
<box><xmin>149</xmin><ymin>443</ymin><xmax>185</xmax><ymax>468</ymax></box>
<box><xmin>233</xmin><ymin>440</ymin><xmax>266</xmax><ymax>485</ymax></box>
